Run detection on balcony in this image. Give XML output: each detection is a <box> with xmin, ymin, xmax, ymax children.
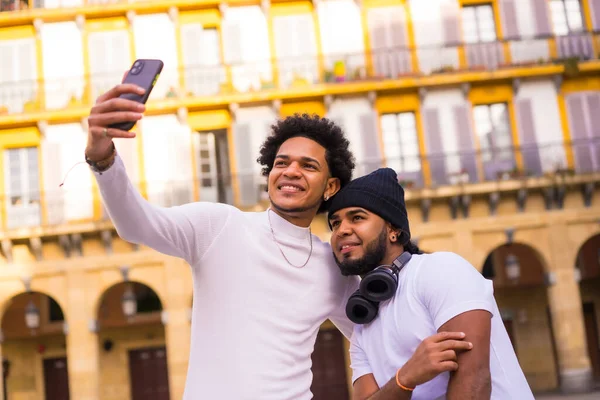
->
<box><xmin>1</xmin><ymin>33</ymin><xmax>599</xmax><ymax>120</ymax></box>
<box><xmin>1</xmin><ymin>139</ymin><xmax>598</xmax><ymax>236</ymax></box>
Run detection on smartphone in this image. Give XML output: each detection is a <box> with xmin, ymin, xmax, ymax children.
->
<box><xmin>108</xmin><ymin>59</ymin><xmax>163</xmax><ymax>131</ymax></box>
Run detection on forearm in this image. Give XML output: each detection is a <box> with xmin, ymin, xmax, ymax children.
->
<box><xmin>363</xmin><ymin>377</ymin><xmax>412</xmax><ymax>400</ymax></box>
<box><xmin>95</xmin><ymin>155</ymin><xmax>197</xmax><ymax>261</ymax></box>
<box><xmin>446</xmin><ymin>370</ymin><xmax>491</xmax><ymax>400</ymax></box>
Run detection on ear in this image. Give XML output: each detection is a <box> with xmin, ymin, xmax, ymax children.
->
<box><xmin>324</xmin><ymin>177</ymin><xmax>341</xmax><ymax>199</ymax></box>
<box><xmin>386</xmin><ymin>223</ymin><xmax>400</xmax><ymax>243</ymax></box>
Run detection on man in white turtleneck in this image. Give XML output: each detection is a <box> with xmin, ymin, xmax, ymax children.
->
<box><xmin>84</xmin><ymin>83</ymin><xmax>359</xmax><ymax>399</ymax></box>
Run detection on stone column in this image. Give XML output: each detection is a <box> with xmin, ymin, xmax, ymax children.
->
<box><xmin>164</xmin><ymin>258</ymin><xmax>192</xmax><ymax>400</ymax></box>
<box><xmin>65</xmin><ymin>270</ymin><xmax>100</xmax><ymax>400</ymax></box>
<box><xmin>547</xmin><ymin>225</ymin><xmax>593</xmax><ymax>393</ymax></box>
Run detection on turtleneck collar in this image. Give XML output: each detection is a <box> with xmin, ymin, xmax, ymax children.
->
<box><xmin>264</xmin><ymin>208</ymin><xmax>312</xmax><ymax>240</ymax></box>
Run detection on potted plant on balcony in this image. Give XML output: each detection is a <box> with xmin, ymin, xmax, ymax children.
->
<box><xmin>563</xmin><ymin>57</ymin><xmax>580</xmax><ymax>78</ymax></box>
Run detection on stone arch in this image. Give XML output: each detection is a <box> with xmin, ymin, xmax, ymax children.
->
<box><xmin>90</xmin><ymin>268</ymin><xmax>168</xmax><ymax>320</ymax></box>
<box><xmin>575</xmin><ymin>233</ymin><xmax>600</xmax><ymax>279</ymax></box>
<box><xmin>481</xmin><ymin>242</ymin><xmax>548</xmax><ymax>287</ymax></box>
<box><xmin>0</xmin><ymin>280</ymin><xmax>68</xmax><ymax>324</ymax></box>
<box><xmin>96</xmin><ymin>281</ymin><xmax>164</xmax><ymax>329</ymax></box>
<box><xmin>474</xmin><ymin>234</ymin><xmax>551</xmax><ymax>275</ymax></box>
<box><xmin>0</xmin><ymin>290</ymin><xmax>67</xmax><ymax>340</ymax></box>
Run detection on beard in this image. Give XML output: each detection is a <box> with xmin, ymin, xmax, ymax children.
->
<box><xmin>334</xmin><ymin>227</ymin><xmax>387</xmax><ymax>276</ymax></box>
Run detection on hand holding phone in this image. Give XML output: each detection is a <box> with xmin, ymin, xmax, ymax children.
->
<box><xmin>108</xmin><ymin>59</ymin><xmax>163</xmax><ymax>131</ymax></box>
<box><xmin>85</xmin><ymin>59</ymin><xmax>163</xmax><ymax>162</ymax></box>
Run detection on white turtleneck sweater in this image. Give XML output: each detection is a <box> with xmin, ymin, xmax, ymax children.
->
<box><xmin>94</xmin><ymin>155</ymin><xmax>359</xmax><ymax>399</ymax></box>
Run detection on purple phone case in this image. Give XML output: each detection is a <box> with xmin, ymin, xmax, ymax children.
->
<box><xmin>108</xmin><ymin>59</ymin><xmax>163</xmax><ymax>131</ymax></box>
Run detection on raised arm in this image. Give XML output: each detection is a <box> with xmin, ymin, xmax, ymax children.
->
<box><xmin>86</xmin><ymin>84</ymin><xmax>231</xmax><ymax>265</ymax></box>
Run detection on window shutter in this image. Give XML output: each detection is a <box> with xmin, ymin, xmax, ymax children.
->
<box><xmin>233</xmin><ymin>123</ymin><xmax>256</xmax><ymax>206</ymax></box>
<box><xmin>586</xmin><ymin>93</ymin><xmax>600</xmax><ymax>171</ymax></box>
<box><xmin>566</xmin><ymin>94</ymin><xmax>593</xmax><ymax>173</ymax></box>
<box><xmin>453</xmin><ymin>105</ymin><xmax>479</xmax><ymax>183</ymax></box>
<box><xmin>359</xmin><ymin>111</ymin><xmax>383</xmax><ymax>174</ymax></box>
<box><xmin>422</xmin><ymin>107</ymin><xmax>447</xmax><ymax>185</ymax></box>
<box><xmin>591</xmin><ymin>0</ymin><xmax>600</xmax><ymax>31</ymax></box>
<box><xmin>515</xmin><ymin>98</ymin><xmax>543</xmax><ymax>175</ymax></box>
<box><xmin>42</xmin><ymin>141</ymin><xmax>65</xmax><ymax>225</ymax></box>
<box><xmin>389</xmin><ymin>7</ymin><xmax>410</xmax><ymax>76</ymax></box>
<box><xmin>441</xmin><ymin>4</ymin><xmax>461</xmax><ymax>46</ymax></box>
<box><xmin>168</xmin><ymin>124</ymin><xmax>194</xmax><ymax>206</ymax></box>
<box><xmin>531</xmin><ymin>0</ymin><xmax>552</xmax><ymax>37</ymax></box>
<box><xmin>499</xmin><ymin>0</ymin><xmax>520</xmax><ymax>40</ymax></box>
<box><xmin>368</xmin><ymin>9</ymin><xmax>389</xmax><ymax>78</ymax></box>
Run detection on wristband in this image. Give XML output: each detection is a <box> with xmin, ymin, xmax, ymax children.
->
<box><xmin>395</xmin><ymin>369</ymin><xmax>415</xmax><ymax>392</ymax></box>
<box><xmin>85</xmin><ymin>142</ymin><xmax>116</xmax><ymax>174</ymax></box>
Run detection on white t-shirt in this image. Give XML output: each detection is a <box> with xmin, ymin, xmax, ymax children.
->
<box><xmin>350</xmin><ymin>252</ymin><xmax>534</xmax><ymax>400</ymax></box>
<box><xmin>95</xmin><ymin>155</ymin><xmax>359</xmax><ymax>400</ymax></box>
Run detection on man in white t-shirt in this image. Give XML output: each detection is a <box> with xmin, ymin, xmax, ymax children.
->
<box><xmin>83</xmin><ymin>83</ymin><xmax>360</xmax><ymax>399</ymax></box>
<box><xmin>327</xmin><ymin>168</ymin><xmax>534</xmax><ymax>399</ymax></box>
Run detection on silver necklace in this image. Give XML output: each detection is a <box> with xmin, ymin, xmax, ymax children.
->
<box><xmin>267</xmin><ymin>209</ymin><xmax>313</xmax><ymax>268</ymax></box>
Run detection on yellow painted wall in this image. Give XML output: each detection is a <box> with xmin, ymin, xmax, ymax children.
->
<box><xmin>3</xmin><ymin>336</ymin><xmax>67</xmax><ymax>400</ymax></box>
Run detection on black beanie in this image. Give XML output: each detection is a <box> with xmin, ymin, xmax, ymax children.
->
<box><xmin>328</xmin><ymin>168</ymin><xmax>410</xmax><ymax>243</ymax></box>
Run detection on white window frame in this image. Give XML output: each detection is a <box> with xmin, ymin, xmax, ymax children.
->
<box><xmin>473</xmin><ymin>103</ymin><xmax>514</xmax><ymax>164</ymax></box>
<box><xmin>461</xmin><ymin>4</ymin><xmax>497</xmax><ymax>44</ymax></box>
<box><xmin>550</xmin><ymin>0</ymin><xmax>585</xmax><ymax>35</ymax></box>
<box><xmin>380</xmin><ymin>112</ymin><xmax>421</xmax><ymax>175</ymax></box>
<box><xmin>4</xmin><ymin>147</ymin><xmax>41</xmax><ymax>228</ymax></box>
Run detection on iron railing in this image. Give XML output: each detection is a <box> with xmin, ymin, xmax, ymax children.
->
<box><xmin>1</xmin><ymin>33</ymin><xmax>599</xmax><ymax>115</ymax></box>
<box><xmin>1</xmin><ymin>139</ymin><xmax>598</xmax><ymax>231</ymax></box>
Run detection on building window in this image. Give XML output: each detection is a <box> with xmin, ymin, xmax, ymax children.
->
<box><xmin>87</xmin><ymin>30</ymin><xmax>131</xmax><ymax>101</ymax></box>
<box><xmin>194</xmin><ymin>132</ymin><xmax>218</xmax><ymax>188</ymax></box>
<box><xmin>461</xmin><ymin>4</ymin><xmax>497</xmax><ymax>43</ymax></box>
<box><xmin>550</xmin><ymin>0</ymin><xmax>584</xmax><ymax>35</ymax></box>
<box><xmin>4</xmin><ymin>147</ymin><xmax>40</xmax><ymax>206</ymax></box>
<box><xmin>181</xmin><ymin>25</ymin><xmax>224</xmax><ymax>96</ymax></box>
<box><xmin>0</xmin><ymin>38</ymin><xmax>37</xmax><ymax>114</ymax></box>
<box><xmin>380</xmin><ymin>112</ymin><xmax>421</xmax><ymax>184</ymax></box>
<box><xmin>473</xmin><ymin>103</ymin><xmax>515</xmax><ymax>180</ymax></box>
<box><xmin>3</xmin><ymin>147</ymin><xmax>41</xmax><ymax>228</ymax></box>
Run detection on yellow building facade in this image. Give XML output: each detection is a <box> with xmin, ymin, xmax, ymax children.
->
<box><xmin>0</xmin><ymin>0</ymin><xmax>600</xmax><ymax>399</ymax></box>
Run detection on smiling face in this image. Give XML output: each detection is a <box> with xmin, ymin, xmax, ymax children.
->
<box><xmin>329</xmin><ymin>207</ymin><xmax>394</xmax><ymax>276</ymax></box>
<box><xmin>268</xmin><ymin>136</ymin><xmax>340</xmax><ymax>224</ymax></box>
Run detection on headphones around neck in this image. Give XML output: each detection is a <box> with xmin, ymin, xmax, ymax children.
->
<box><xmin>346</xmin><ymin>252</ymin><xmax>413</xmax><ymax>325</ymax></box>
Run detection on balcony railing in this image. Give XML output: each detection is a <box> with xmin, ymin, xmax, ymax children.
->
<box><xmin>1</xmin><ymin>33</ymin><xmax>599</xmax><ymax>116</ymax></box>
<box><xmin>1</xmin><ymin>138</ymin><xmax>598</xmax><ymax>232</ymax></box>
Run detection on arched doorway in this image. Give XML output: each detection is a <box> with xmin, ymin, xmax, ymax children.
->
<box><xmin>482</xmin><ymin>242</ymin><xmax>559</xmax><ymax>392</ymax></box>
<box><xmin>96</xmin><ymin>281</ymin><xmax>169</xmax><ymax>400</ymax></box>
<box><xmin>576</xmin><ymin>233</ymin><xmax>600</xmax><ymax>385</ymax></box>
<box><xmin>0</xmin><ymin>291</ymin><xmax>69</xmax><ymax>400</ymax></box>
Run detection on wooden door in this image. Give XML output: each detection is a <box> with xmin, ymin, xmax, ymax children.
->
<box><xmin>43</xmin><ymin>357</ymin><xmax>70</xmax><ymax>400</ymax></box>
<box><xmin>310</xmin><ymin>328</ymin><xmax>350</xmax><ymax>400</ymax></box>
<box><xmin>129</xmin><ymin>347</ymin><xmax>170</xmax><ymax>400</ymax></box>
<box><xmin>583</xmin><ymin>302</ymin><xmax>600</xmax><ymax>381</ymax></box>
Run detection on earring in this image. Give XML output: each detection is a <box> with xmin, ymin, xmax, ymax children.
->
<box><xmin>324</xmin><ymin>195</ymin><xmax>329</xmax><ymax>201</ymax></box>
<box><xmin>390</xmin><ymin>235</ymin><xmax>396</xmax><ymax>241</ymax></box>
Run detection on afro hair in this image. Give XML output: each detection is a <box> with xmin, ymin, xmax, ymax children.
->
<box><xmin>257</xmin><ymin>113</ymin><xmax>356</xmax><ymax>213</ymax></box>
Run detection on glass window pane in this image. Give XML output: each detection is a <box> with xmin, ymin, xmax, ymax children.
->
<box><xmin>550</xmin><ymin>1</ymin><xmax>569</xmax><ymax>35</ymax></box>
<box><xmin>476</xmin><ymin>5</ymin><xmax>496</xmax><ymax>41</ymax></box>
